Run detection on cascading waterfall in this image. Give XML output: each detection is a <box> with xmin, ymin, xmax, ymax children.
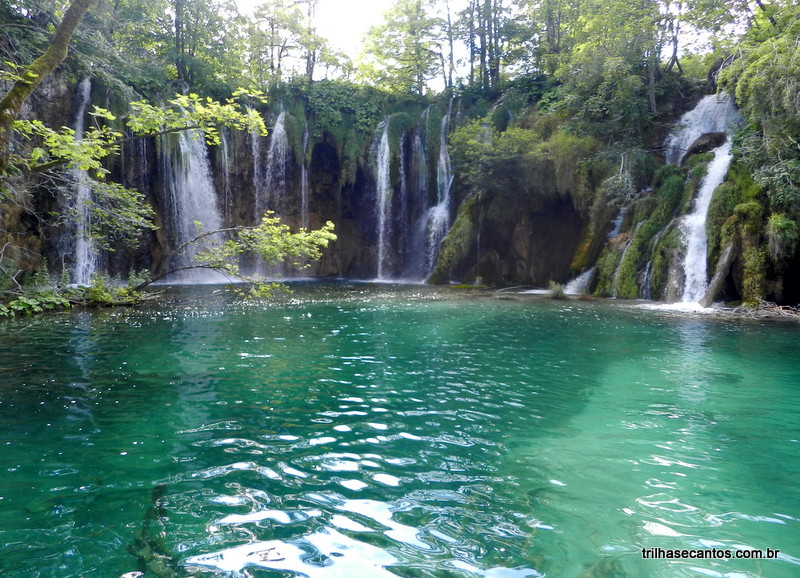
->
<box><xmin>300</xmin><ymin>121</ymin><xmax>310</xmax><ymax>230</ymax></box>
<box><xmin>608</xmin><ymin>207</ymin><xmax>628</xmax><ymax>240</ymax></box>
<box><xmin>257</xmin><ymin>110</ymin><xmax>288</xmax><ymax>220</ymax></box>
<box><xmin>665</xmin><ymin>94</ymin><xmax>738</xmax><ymax>165</ymax></box>
<box><xmin>423</xmin><ymin>105</ymin><xmax>454</xmax><ymax>276</ymax></box>
<box><xmin>611</xmin><ymin>224</ymin><xmax>641</xmax><ymax>298</ymax></box>
<box><xmin>680</xmin><ymin>139</ymin><xmax>733</xmax><ymax>303</ymax></box>
<box><xmin>665</xmin><ymin>93</ymin><xmax>740</xmax><ymax>303</ymax></box>
<box><xmin>565</xmin><ymin>267</ymin><xmax>596</xmax><ymax>295</ymax></box>
<box><xmin>402</xmin><ymin>111</ymin><xmax>431</xmax><ymax>280</ymax></box>
<box><xmin>69</xmin><ymin>78</ymin><xmax>98</xmax><ymax>285</ymax></box>
<box><xmin>397</xmin><ymin>130</ymin><xmax>409</xmax><ymax>268</ymax></box>
<box><xmin>371</xmin><ymin>118</ymin><xmax>392</xmax><ymax>279</ymax></box>
<box><xmin>251</xmin><ymin>125</ymin><xmax>264</xmax><ymax>218</ymax></box>
<box><xmin>219</xmin><ymin>129</ymin><xmax>232</xmax><ymax>225</ymax></box>
<box><xmin>161</xmin><ymin>129</ymin><xmax>224</xmax><ymax>283</ymax></box>
<box><xmin>414</xmin><ymin>109</ymin><xmax>429</xmax><ymax>197</ymax></box>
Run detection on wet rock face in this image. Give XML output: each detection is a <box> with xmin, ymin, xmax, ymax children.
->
<box><xmin>685</xmin><ymin>132</ymin><xmax>727</xmax><ymax>159</ymax></box>
<box><xmin>432</xmin><ymin>189</ymin><xmax>586</xmax><ymax>287</ymax></box>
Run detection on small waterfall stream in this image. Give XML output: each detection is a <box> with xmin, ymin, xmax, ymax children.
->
<box><xmin>372</xmin><ymin>119</ymin><xmax>392</xmax><ymax>279</ymax></box>
<box><xmin>422</xmin><ymin>106</ymin><xmax>454</xmax><ymax>277</ymax></box>
<box><xmin>403</xmin><ymin>111</ymin><xmax>431</xmax><ymax>280</ymax></box>
<box><xmin>300</xmin><ymin>121</ymin><xmax>310</xmax><ymax>230</ymax></box>
<box><xmin>565</xmin><ymin>267</ymin><xmax>596</xmax><ymax>295</ymax></box>
<box><xmin>665</xmin><ymin>94</ymin><xmax>740</xmax><ymax>304</ymax></box>
<box><xmin>665</xmin><ymin>94</ymin><xmax>738</xmax><ymax>165</ymax></box>
<box><xmin>680</xmin><ymin>139</ymin><xmax>733</xmax><ymax>302</ymax></box>
<box><xmin>251</xmin><ymin>125</ymin><xmax>264</xmax><ymax>219</ymax></box>
<box><xmin>219</xmin><ymin>129</ymin><xmax>232</xmax><ymax>224</ymax></box>
<box><xmin>70</xmin><ymin>78</ymin><xmax>98</xmax><ymax>285</ymax></box>
<box><xmin>161</xmin><ymin>130</ymin><xmax>224</xmax><ymax>282</ymax></box>
<box><xmin>258</xmin><ymin>110</ymin><xmax>288</xmax><ymax>219</ymax></box>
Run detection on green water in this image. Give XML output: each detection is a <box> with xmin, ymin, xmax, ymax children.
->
<box><xmin>1</xmin><ymin>284</ymin><xmax>798</xmax><ymax>577</ymax></box>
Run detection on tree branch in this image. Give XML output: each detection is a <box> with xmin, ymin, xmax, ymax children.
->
<box><xmin>1</xmin><ymin>0</ymin><xmax>99</xmax><ymax>171</ymax></box>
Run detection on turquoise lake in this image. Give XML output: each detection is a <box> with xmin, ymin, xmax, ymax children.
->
<box><xmin>1</xmin><ymin>283</ymin><xmax>798</xmax><ymax>577</ymax></box>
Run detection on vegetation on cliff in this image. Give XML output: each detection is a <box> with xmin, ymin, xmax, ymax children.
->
<box><xmin>2</xmin><ymin>0</ymin><xmax>800</xmax><ymax>307</ymax></box>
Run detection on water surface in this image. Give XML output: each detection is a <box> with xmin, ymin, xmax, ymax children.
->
<box><xmin>1</xmin><ymin>284</ymin><xmax>798</xmax><ymax>577</ymax></box>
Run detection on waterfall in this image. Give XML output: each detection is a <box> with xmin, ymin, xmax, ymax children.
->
<box><xmin>161</xmin><ymin>129</ymin><xmax>224</xmax><ymax>283</ymax></box>
<box><xmin>70</xmin><ymin>78</ymin><xmax>98</xmax><ymax>285</ymax></box>
<box><xmin>402</xmin><ymin>111</ymin><xmax>431</xmax><ymax>280</ymax></box>
<box><xmin>608</xmin><ymin>207</ymin><xmax>627</xmax><ymax>240</ymax></box>
<box><xmin>220</xmin><ymin>128</ymin><xmax>232</xmax><ymax>225</ymax></box>
<box><xmin>565</xmin><ymin>267</ymin><xmax>596</xmax><ymax>295</ymax></box>
<box><xmin>372</xmin><ymin>118</ymin><xmax>392</xmax><ymax>279</ymax></box>
<box><xmin>611</xmin><ymin>225</ymin><xmax>640</xmax><ymax>298</ymax></box>
<box><xmin>665</xmin><ymin>94</ymin><xmax>738</xmax><ymax>165</ymax></box>
<box><xmin>664</xmin><ymin>93</ymin><xmax>740</xmax><ymax>304</ymax></box>
<box><xmin>300</xmin><ymin>121</ymin><xmax>310</xmax><ymax>230</ymax></box>
<box><xmin>680</xmin><ymin>139</ymin><xmax>733</xmax><ymax>303</ymax></box>
<box><xmin>256</xmin><ymin>110</ymin><xmax>288</xmax><ymax>219</ymax></box>
<box><xmin>423</xmin><ymin>106</ymin><xmax>454</xmax><ymax>276</ymax></box>
<box><xmin>397</xmin><ymin>131</ymin><xmax>408</xmax><ymax>255</ymax></box>
<box><xmin>251</xmin><ymin>126</ymin><xmax>264</xmax><ymax>219</ymax></box>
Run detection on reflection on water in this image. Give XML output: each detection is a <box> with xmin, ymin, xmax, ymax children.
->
<box><xmin>0</xmin><ymin>285</ymin><xmax>798</xmax><ymax>577</ymax></box>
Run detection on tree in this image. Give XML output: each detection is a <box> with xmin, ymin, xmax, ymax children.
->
<box><xmin>719</xmin><ymin>3</ymin><xmax>800</xmax><ymax>211</ymax></box>
<box><xmin>0</xmin><ymin>0</ymin><xmax>98</xmax><ymax>172</ymax></box>
<box><xmin>247</xmin><ymin>0</ymin><xmax>303</xmax><ymax>85</ymax></box>
<box><xmin>136</xmin><ymin>213</ymin><xmax>336</xmax><ymax>292</ymax></box>
<box><xmin>358</xmin><ymin>0</ymin><xmax>441</xmax><ymax>95</ymax></box>
<box><xmin>0</xmin><ymin>0</ymin><xmax>337</xmax><ymax>301</ymax></box>
<box><xmin>170</xmin><ymin>0</ymin><xmax>245</xmax><ymax>90</ymax></box>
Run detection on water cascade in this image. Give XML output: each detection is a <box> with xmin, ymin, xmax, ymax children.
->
<box><xmin>300</xmin><ymin>121</ymin><xmax>310</xmax><ymax>229</ymax></box>
<box><xmin>257</xmin><ymin>110</ymin><xmax>288</xmax><ymax>219</ymax></box>
<box><xmin>665</xmin><ymin>94</ymin><xmax>740</xmax><ymax>303</ymax></box>
<box><xmin>665</xmin><ymin>94</ymin><xmax>738</xmax><ymax>165</ymax></box>
<box><xmin>160</xmin><ymin>130</ymin><xmax>224</xmax><ymax>282</ymax></box>
<box><xmin>565</xmin><ymin>267</ymin><xmax>596</xmax><ymax>295</ymax></box>
<box><xmin>397</xmin><ymin>130</ymin><xmax>409</xmax><ymax>267</ymax></box>
<box><xmin>680</xmin><ymin>139</ymin><xmax>733</xmax><ymax>303</ymax></box>
<box><xmin>219</xmin><ymin>129</ymin><xmax>232</xmax><ymax>225</ymax></box>
<box><xmin>608</xmin><ymin>206</ymin><xmax>628</xmax><ymax>240</ymax></box>
<box><xmin>611</xmin><ymin>224</ymin><xmax>640</xmax><ymax>298</ymax></box>
<box><xmin>251</xmin><ymin>125</ymin><xmax>264</xmax><ymax>219</ymax></box>
<box><xmin>69</xmin><ymin>78</ymin><xmax>98</xmax><ymax>285</ymax></box>
<box><xmin>372</xmin><ymin>119</ymin><xmax>392</xmax><ymax>279</ymax></box>
<box><xmin>422</xmin><ymin>106</ymin><xmax>454</xmax><ymax>276</ymax></box>
<box><xmin>402</xmin><ymin>111</ymin><xmax>431</xmax><ymax>280</ymax></box>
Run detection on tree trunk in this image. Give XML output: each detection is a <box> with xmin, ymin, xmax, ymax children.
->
<box><xmin>444</xmin><ymin>0</ymin><xmax>455</xmax><ymax>90</ymax></box>
<box><xmin>0</xmin><ymin>0</ymin><xmax>99</xmax><ymax>172</ymax></box>
<box><xmin>753</xmin><ymin>0</ymin><xmax>777</xmax><ymax>26</ymax></box>
<box><xmin>174</xmin><ymin>0</ymin><xmax>188</xmax><ymax>83</ymax></box>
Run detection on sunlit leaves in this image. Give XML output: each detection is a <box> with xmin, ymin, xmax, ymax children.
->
<box><xmin>127</xmin><ymin>91</ymin><xmax>268</xmax><ymax>145</ymax></box>
<box><xmin>176</xmin><ymin>212</ymin><xmax>337</xmax><ymax>296</ymax></box>
<box><xmin>11</xmin><ymin>115</ymin><xmax>122</xmax><ymax>174</ymax></box>
<box><xmin>358</xmin><ymin>0</ymin><xmax>440</xmax><ymax>95</ymax></box>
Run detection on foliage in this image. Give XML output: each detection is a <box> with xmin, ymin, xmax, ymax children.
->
<box><xmin>0</xmin><ymin>269</ymin><xmax>148</xmax><ymax>318</ymax></box>
<box><xmin>449</xmin><ymin>116</ymin><xmax>598</xmax><ymax>201</ymax></box>
<box><xmin>593</xmin><ymin>166</ymin><xmax>687</xmax><ymax>298</ymax></box>
<box><xmin>719</xmin><ymin>4</ymin><xmax>800</xmax><ymax>217</ymax></box>
<box><xmin>741</xmin><ymin>246</ymin><xmax>766</xmax><ymax>306</ymax></box>
<box><xmin>140</xmin><ymin>212</ymin><xmax>337</xmax><ymax>297</ymax></box>
<box><xmin>766</xmin><ymin>213</ymin><xmax>799</xmax><ymax>261</ymax></box>
<box><xmin>358</xmin><ymin>0</ymin><xmax>441</xmax><ymax>95</ymax></box>
<box><xmin>547</xmin><ymin>280</ymin><xmax>566</xmax><ymax>299</ymax></box>
<box><xmin>2</xmin><ymin>87</ymin><xmax>268</xmax><ymax>247</ymax></box>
